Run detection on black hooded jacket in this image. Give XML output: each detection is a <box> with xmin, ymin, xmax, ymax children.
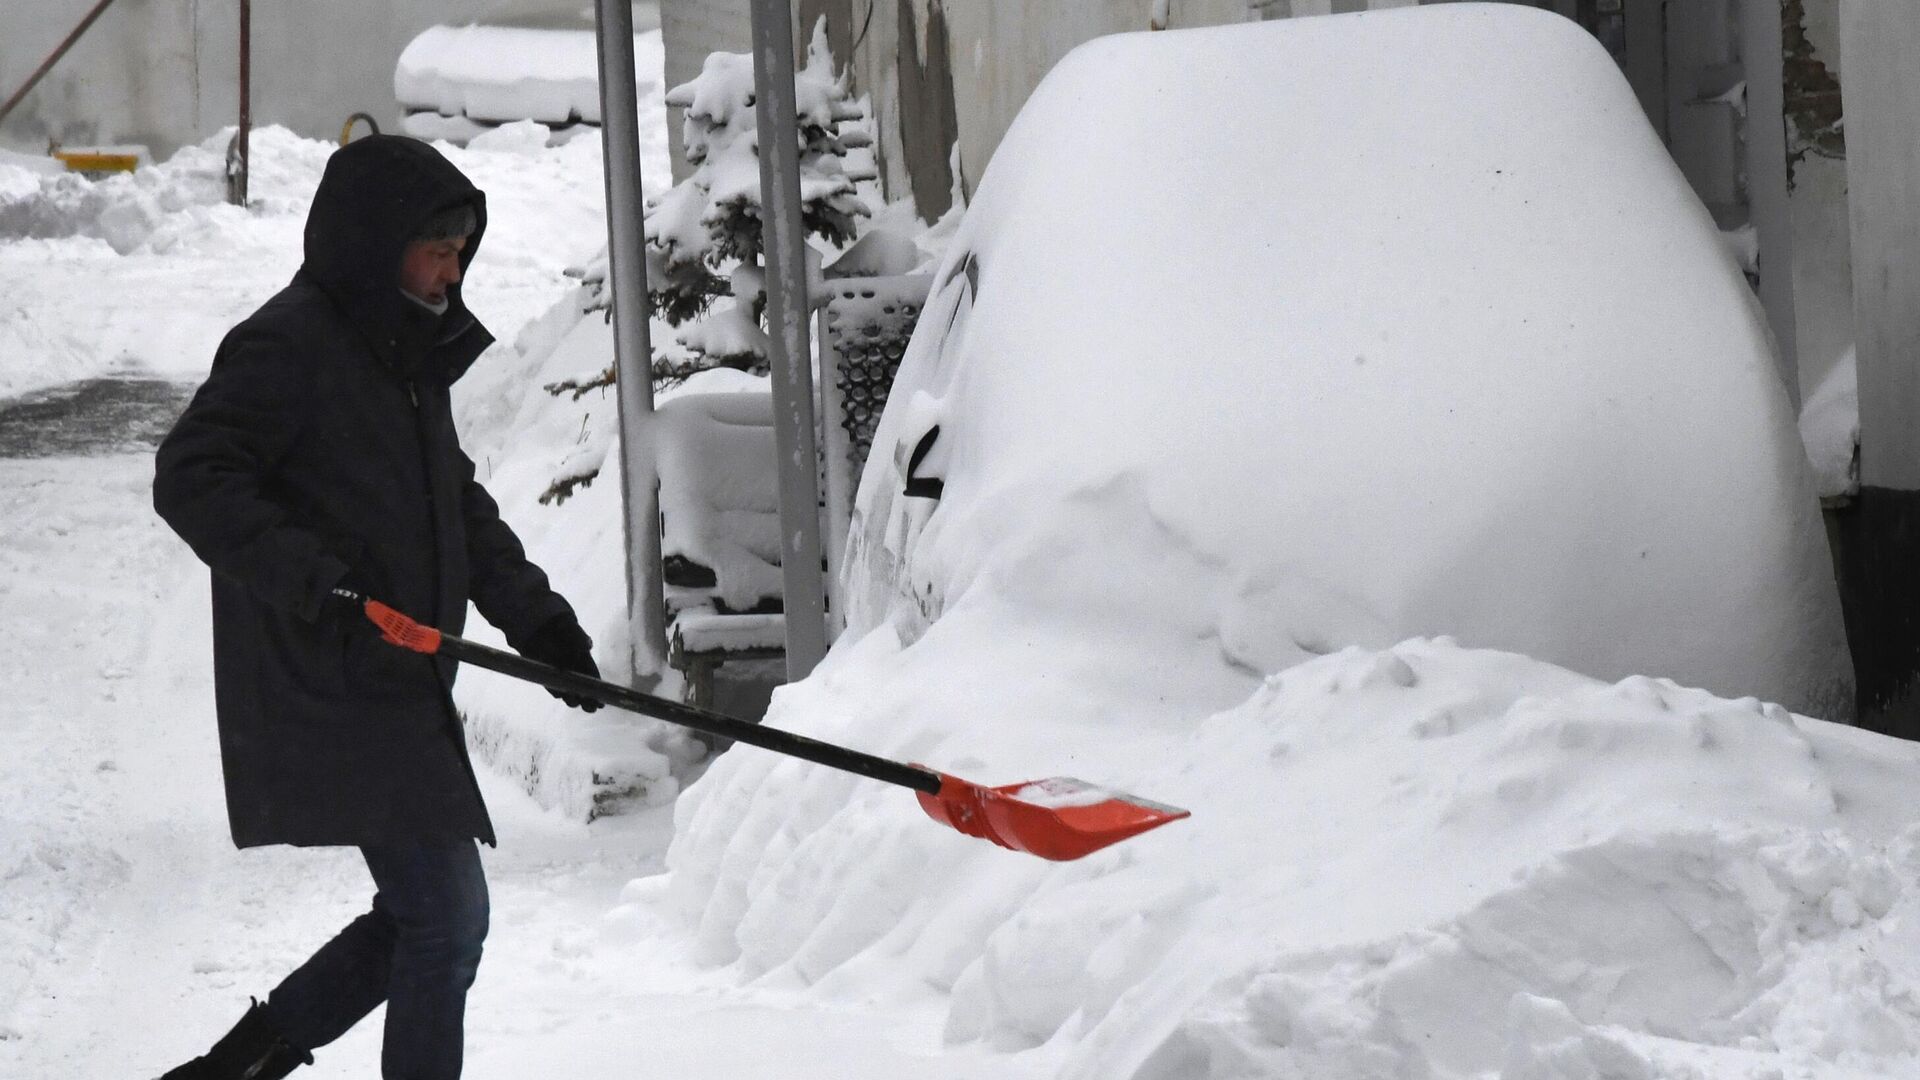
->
<box><xmin>154</xmin><ymin>135</ymin><xmax>578</xmax><ymax>848</ymax></box>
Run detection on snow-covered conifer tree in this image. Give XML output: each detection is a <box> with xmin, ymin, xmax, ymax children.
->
<box><xmin>643</xmin><ymin>22</ymin><xmax>873</xmax><ymax>377</ymax></box>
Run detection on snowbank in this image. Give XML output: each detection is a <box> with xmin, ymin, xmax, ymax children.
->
<box><xmin>657</xmin><ymin>8</ymin><xmax>1893</xmax><ymax>1078</ymax></box>
<box><xmin>667</xmin><ymin>621</ymin><xmax>1920</xmax><ymax>1077</ymax></box>
<box><xmin>0</xmin><ymin>127</ymin><xmax>329</xmax><ymax>399</ymax></box>
<box><xmin>0</xmin><ymin>127</ymin><xmax>331</xmax><ymax>254</ymax></box>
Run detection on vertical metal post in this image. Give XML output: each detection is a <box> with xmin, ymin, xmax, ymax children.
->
<box><xmin>232</xmin><ymin>0</ymin><xmax>251</xmax><ymax>207</ymax></box>
<box><xmin>593</xmin><ymin>0</ymin><xmax>670</xmax><ymax>682</ymax></box>
<box><xmin>749</xmin><ymin>0</ymin><xmax>830</xmax><ymax>679</ymax></box>
<box><xmin>1741</xmin><ymin>0</ymin><xmax>1799</xmax><ymax>407</ymax></box>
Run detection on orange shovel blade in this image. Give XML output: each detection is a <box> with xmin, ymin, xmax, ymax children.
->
<box><xmin>915</xmin><ymin>772</ymin><xmax>1190</xmax><ymax>861</ymax></box>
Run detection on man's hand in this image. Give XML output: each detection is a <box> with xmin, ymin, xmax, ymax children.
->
<box><xmin>518</xmin><ymin>617</ymin><xmax>604</xmax><ymax>712</ymax></box>
<box><xmin>318</xmin><ymin>569</ymin><xmax>379</xmax><ymax>635</ymax></box>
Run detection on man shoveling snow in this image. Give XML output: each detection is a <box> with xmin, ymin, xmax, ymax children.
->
<box><xmin>151</xmin><ymin>134</ymin><xmax>603</xmax><ymax>1080</ymax></box>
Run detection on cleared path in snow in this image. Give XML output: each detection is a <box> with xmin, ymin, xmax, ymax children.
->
<box><xmin>0</xmin><ymin>377</ymin><xmax>194</xmax><ymax>458</ymax></box>
<box><xmin>0</xmin><ymin>435</ymin><xmax>1028</xmax><ymax>1078</ymax></box>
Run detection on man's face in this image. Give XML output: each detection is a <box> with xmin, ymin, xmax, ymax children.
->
<box><xmin>399</xmin><ymin>236</ymin><xmax>466</xmax><ymax>305</ymax></box>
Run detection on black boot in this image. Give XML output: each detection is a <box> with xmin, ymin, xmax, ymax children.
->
<box><xmin>158</xmin><ymin>1000</ymin><xmax>312</xmax><ymax>1080</ymax></box>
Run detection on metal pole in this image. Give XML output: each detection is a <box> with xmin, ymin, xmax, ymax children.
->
<box><xmin>593</xmin><ymin>0</ymin><xmax>670</xmax><ymax>683</ymax></box>
<box><xmin>0</xmin><ymin>0</ymin><xmax>124</xmax><ymax>128</ymax></box>
<box><xmin>748</xmin><ymin>0</ymin><xmax>831</xmax><ymax>679</ymax></box>
<box><xmin>1740</xmin><ymin>0</ymin><xmax>1799</xmax><ymax>408</ymax></box>
<box><xmin>232</xmin><ymin>0</ymin><xmax>251</xmax><ymax>207</ymax></box>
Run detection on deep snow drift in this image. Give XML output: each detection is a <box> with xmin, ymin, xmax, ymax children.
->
<box><xmin>669</xmin><ymin>626</ymin><xmax>1920</xmax><ymax>1078</ymax></box>
<box><xmin>660</xmin><ymin>8</ymin><xmax>1908</xmax><ymax>1079</ymax></box>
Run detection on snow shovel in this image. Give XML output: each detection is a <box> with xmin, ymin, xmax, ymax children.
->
<box><xmin>345</xmin><ymin>591</ymin><xmax>1190</xmax><ymax>861</ymax></box>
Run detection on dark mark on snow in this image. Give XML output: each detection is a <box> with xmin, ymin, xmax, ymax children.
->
<box><xmin>0</xmin><ymin>378</ymin><xmax>195</xmax><ymax>459</ymax></box>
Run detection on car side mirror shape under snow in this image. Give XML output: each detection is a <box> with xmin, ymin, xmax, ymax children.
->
<box><xmin>903</xmin><ymin>425</ymin><xmax>945</xmax><ymax>500</ymax></box>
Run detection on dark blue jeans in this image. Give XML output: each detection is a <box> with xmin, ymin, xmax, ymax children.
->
<box><xmin>261</xmin><ymin>839</ymin><xmax>489</xmax><ymax>1080</ymax></box>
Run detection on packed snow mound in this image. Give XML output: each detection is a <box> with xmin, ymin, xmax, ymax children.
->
<box><xmin>845</xmin><ymin>3</ymin><xmax>1847</xmax><ymax>718</ymax></box>
<box><xmin>666</xmin><ymin>626</ymin><xmax>1920</xmax><ymax>1078</ymax></box>
<box><xmin>0</xmin><ymin>127</ymin><xmax>331</xmax><ymax>254</ymax></box>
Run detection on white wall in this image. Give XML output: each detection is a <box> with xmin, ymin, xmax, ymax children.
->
<box><xmin>0</xmin><ymin>0</ymin><xmax>572</xmax><ymax>158</ymax></box>
<box><xmin>1838</xmin><ymin>1</ymin><xmax>1920</xmax><ymax>490</ymax></box>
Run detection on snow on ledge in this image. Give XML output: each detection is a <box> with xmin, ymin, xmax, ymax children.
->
<box><xmin>395</xmin><ymin>24</ymin><xmax>663</xmax><ymax>128</ymax></box>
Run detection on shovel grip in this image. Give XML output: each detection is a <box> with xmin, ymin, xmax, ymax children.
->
<box><xmin>361</xmin><ymin>598</ymin><xmax>443</xmax><ymax>654</ymax></box>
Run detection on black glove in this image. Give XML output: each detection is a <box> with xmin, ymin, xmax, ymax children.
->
<box><xmin>318</xmin><ymin>567</ymin><xmax>379</xmax><ymax>635</ymax></box>
<box><xmin>518</xmin><ymin>616</ymin><xmax>603</xmax><ymax>712</ymax></box>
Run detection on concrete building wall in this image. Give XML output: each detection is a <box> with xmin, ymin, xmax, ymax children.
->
<box><xmin>0</xmin><ymin>0</ymin><xmax>594</xmax><ymax>159</ymax></box>
<box><xmin>1838</xmin><ymin>2</ymin><xmax>1920</xmax><ymax>491</ymax></box>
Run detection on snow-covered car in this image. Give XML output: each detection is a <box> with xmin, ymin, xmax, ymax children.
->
<box><xmin>663</xmin><ymin>9</ymin><xmax>1900</xmax><ymax>1080</ymax></box>
<box><xmin>844</xmin><ymin>9</ymin><xmax>1849</xmax><ymax>718</ymax></box>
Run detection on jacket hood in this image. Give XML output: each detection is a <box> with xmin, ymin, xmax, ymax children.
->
<box><xmin>300</xmin><ymin>135</ymin><xmax>492</xmax><ymax>379</ymax></box>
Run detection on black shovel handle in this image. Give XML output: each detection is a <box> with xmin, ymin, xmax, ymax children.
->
<box><xmin>369</xmin><ymin>601</ymin><xmax>943</xmax><ymax>796</ymax></box>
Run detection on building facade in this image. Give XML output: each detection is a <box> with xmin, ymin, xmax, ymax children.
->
<box><xmin>0</xmin><ymin>0</ymin><xmax>568</xmax><ymax>159</ymax></box>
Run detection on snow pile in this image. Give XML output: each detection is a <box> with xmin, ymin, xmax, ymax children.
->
<box><xmin>0</xmin><ymin>126</ymin><xmax>326</xmax><ymax>399</ymax></box>
<box><xmin>655</xmin><ymin>7</ymin><xmax>1887</xmax><ymax>1078</ymax></box>
<box><xmin>0</xmin><ymin>148</ymin><xmax>63</xmax><ymax>202</ymax></box>
<box><xmin>668</xmin><ymin>624</ymin><xmax>1920</xmax><ymax>1078</ymax></box>
<box><xmin>396</xmin><ymin>25</ymin><xmax>662</xmax><ymax>129</ymax></box>
<box><xmin>0</xmin><ymin>127</ymin><xmax>332</xmax><ymax>254</ymax></box>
